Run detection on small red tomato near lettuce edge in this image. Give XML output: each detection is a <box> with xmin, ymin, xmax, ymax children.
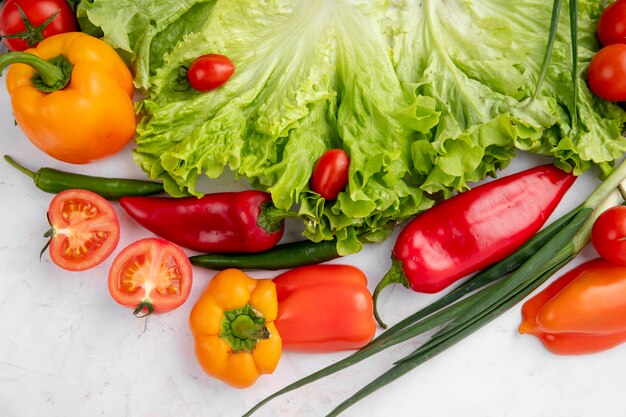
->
<box><xmin>44</xmin><ymin>189</ymin><xmax>120</xmax><ymax>272</ymax></box>
<box><xmin>0</xmin><ymin>0</ymin><xmax>78</xmax><ymax>51</ymax></box>
<box><xmin>591</xmin><ymin>205</ymin><xmax>626</xmax><ymax>265</ymax></box>
<box><xmin>108</xmin><ymin>238</ymin><xmax>193</xmax><ymax>317</ymax></box>
<box><xmin>310</xmin><ymin>149</ymin><xmax>350</xmax><ymax>200</ymax></box>
<box><xmin>187</xmin><ymin>53</ymin><xmax>235</xmax><ymax>91</ymax></box>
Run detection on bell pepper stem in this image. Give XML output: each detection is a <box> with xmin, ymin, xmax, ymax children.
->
<box><xmin>373</xmin><ymin>257</ymin><xmax>410</xmax><ymax>329</ymax></box>
<box><xmin>257</xmin><ymin>202</ymin><xmax>299</xmax><ymax>233</ymax></box>
<box><xmin>221</xmin><ymin>304</ymin><xmax>270</xmax><ymax>351</ymax></box>
<box><xmin>231</xmin><ymin>314</ymin><xmax>270</xmax><ymax>340</ymax></box>
<box><xmin>0</xmin><ymin>52</ymin><xmax>72</xmax><ymax>92</ymax></box>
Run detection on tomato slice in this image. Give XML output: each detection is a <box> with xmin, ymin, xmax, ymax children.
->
<box><xmin>108</xmin><ymin>238</ymin><xmax>193</xmax><ymax>317</ymax></box>
<box><xmin>47</xmin><ymin>189</ymin><xmax>120</xmax><ymax>271</ymax></box>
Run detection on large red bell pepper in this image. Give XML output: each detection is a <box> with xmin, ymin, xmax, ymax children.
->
<box><xmin>274</xmin><ymin>264</ymin><xmax>376</xmax><ymax>352</ymax></box>
<box><xmin>120</xmin><ymin>190</ymin><xmax>285</xmax><ymax>253</ymax></box>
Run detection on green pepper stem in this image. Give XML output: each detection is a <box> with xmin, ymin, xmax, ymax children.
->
<box><xmin>373</xmin><ymin>257</ymin><xmax>410</xmax><ymax>329</ymax></box>
<box><xmin>221</xmin><ymin>304</ymin><xmax>269</xmax><ymax>351</ymax></box>
<box><xmin>0</xmin><ymin>51</ymin><xmax>62</xmax><ymax>84</ymax></box>
<box><xmin>4</xmin><ymin>155</ymin><xmax>36</xmax><ymax>180</ymax></box>
<box><xmin>231</xmin><ymin>314</ymin><xmax>270</xmax><ymax>340</ymax></box>
<box><xmin>262</xmin><ymin>205</ymin><xmax>300</xmax><ymax>221</ymax></box>
<box><xmin>257</xmin><ymin>203</ymin><xmax>299</xmax><ymax>233</ymax></box>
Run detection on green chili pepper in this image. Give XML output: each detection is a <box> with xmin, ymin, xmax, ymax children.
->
<box><xmin>189</xmin><ymin>239</ymin><xmax>341</xmax><ymax>270</ymax></box>
<box><xmin>4</xmin><ymin>155</ymin><xmax>164</xmax><ymax>200</ymax></box>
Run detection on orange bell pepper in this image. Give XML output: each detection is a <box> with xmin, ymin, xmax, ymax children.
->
<box><xmin>0</xmin><ymin>32</ymin><xmax>135</xmax><ymax>164</ymax></box>
<box><xmin>519</xmin><ymin>258</ymin><xmax>626</xmax><ymax>355</ymax></box>
<box><xmin>189</xmin><ymin>269</ymin><xmax>282</xmax><ymax>388</ymax></box>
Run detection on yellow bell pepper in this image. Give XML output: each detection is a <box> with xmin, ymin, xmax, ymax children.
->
<box><xmin>189</xmin><ymin>269</ymin><xmax>282</xmax><ymax>388</ymax></box>
<box><xmin>0</xmin><ymin>32</ymin><xmax>136</xmax><ymax>164</ymax></box>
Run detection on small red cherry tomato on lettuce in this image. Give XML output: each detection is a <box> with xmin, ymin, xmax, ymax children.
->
<box><xmin>587</xmin><ymin>44</ymin><xmax>626</xmax><ymax>101</ymax></box>
<box><xmin>108</xmin><ymin>238</ymin><xmax>193</xmax><ymax>317</ymax></box>
<box><xmin>591</xmin><ymin>206</ymin><xmax>626</xmax><ymax>265</ymax></box>
<box><xmin>0</xmin><ymin>0</ymin><xmax>78</xmax><ymax>51</ymax></box>
<box><xmin>45</xmin><ymin>189</ymin><xmax>120</xmax><ymax>272</ymax></box>
<box><xmin>598</xmin><ymin>0</ymin><xmax>626</xmax><ymax>46</ymax></box>
<box><xmin>310</xmin><ymin>149</ymin><xmax>350</xmax><ymax>200</ymax></box>
<box><xmin>187</xmin><ymin>54</ymin><xmax>235</xmax><ymax>91</ymax></box>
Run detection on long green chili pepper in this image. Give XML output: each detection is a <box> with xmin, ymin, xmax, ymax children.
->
<box><xmin>4</xmin><ymin>155</ymin><xmax>165</xmax><ymax>200</ymax></box>
<box><xmin>189</xmin><ymin>239</ymin><xmax>341</xmax><ymax>270</ymax></box>
<box><xmin>244</xmin><ymin>157</ymin><xmax>626</xmax><ymax>417</ymax></box>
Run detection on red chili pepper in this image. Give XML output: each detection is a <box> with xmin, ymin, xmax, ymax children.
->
<box><xmin>519</xmin><ymin>258</ymin><xmax>626</xmax><ymax>355</ymax></box>
<box><xmin>273</xmin><ymin>264</ymin><xmax>376</xmax><ymax>352</ymax></box>
<box><xmin>120</xmin><ymin>190</ymin><xmax>285</xmax><ymax>253</ymax></box>
<box><xmin>373</xmin><ymin>164</ymin><xmax>576</xmax><ymax>327</ymax></box>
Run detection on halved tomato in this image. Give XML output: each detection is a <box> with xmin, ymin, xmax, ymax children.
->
<box><xmin>108</xmin><ymin>238</ymin><xmax>193</xmax><ymax>317</ymax></box>
<box><xmin>46</xmin><ymin>189</ymin><xmax>120</xmax><ymax>271</ymax></box>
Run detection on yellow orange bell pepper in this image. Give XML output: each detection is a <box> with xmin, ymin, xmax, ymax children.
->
<box><xmin>0</xmin><ymin>32</ymin><xmax>136</xmax><ymax>164</ymax></box>
<box><xmin>189</xmin><ymin>269</ymin><xmax>282</xmax><ymax>388</ymax></box>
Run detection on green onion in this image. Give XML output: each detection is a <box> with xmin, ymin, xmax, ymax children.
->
<box><xmin>570</xmin><ymin>0</ymin><xmax>579</xmax><ymax>131</ymax></box>
<box><xmin>244</xmin><ymin>158</ymin><xmax>626</xmax><ymax>417</ymax></box>
<box><xmin>529</xmin><ymin>0</ymin><xmax>562</xmax><ymax>104</ymax></box>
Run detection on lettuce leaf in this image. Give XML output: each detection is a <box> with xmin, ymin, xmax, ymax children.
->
<box><xmin>78</xmin><ymin>0</ymin><xmax>626</xmax><ymax>254</ymax></box>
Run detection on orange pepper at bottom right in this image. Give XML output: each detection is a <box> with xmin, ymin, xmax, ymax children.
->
<box><xmin>519</xmin><ymin>258</ymin><xmax>626</xmax><ymax>355</ymax></box>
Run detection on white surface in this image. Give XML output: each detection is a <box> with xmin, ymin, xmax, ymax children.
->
<box><xmin>1</xmin><ymin>75</ymin><xmax>625</xmax><ymax>417</ymax></box>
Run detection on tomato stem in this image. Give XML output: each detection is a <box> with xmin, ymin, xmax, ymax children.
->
<box><xmin>40</xmin><ymin>213</ymin><xmax>55</xmax><ymax>260</ymax></box>
<box><xmin>133</xmin><ymin>301</ymin><xmax>155</xmax><ymax>318</ymax></box>
<box><xmin>0</xmin><ymin>5</ymin><xmax>59</xmax><ymax>48</ymax></box>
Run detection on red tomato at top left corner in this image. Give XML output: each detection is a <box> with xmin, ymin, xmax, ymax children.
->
<box><xmin>0</xmin><ymin>0</ymin><xmax>78</xmax><ymax>51</ymax></box>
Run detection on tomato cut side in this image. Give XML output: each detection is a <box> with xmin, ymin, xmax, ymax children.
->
<box><xmin>47</xmin><ymin>189</ymin><xmax>120</xmax><ymax>271</ymax></box>
<box><xmin>108</xmin><ymin>238</ymin><xmax>193</xmax><ymax>316</ymax></box>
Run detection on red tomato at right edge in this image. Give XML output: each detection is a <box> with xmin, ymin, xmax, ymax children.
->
<box><xmin>591</xmin><ymin>206</ymin><xmax>626</xmax><ymax>265</ymax></box>
<box><xmin>598</xmin><ymin>0</ymin><xmax>626</xmax><ymax>46</ymax></box>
